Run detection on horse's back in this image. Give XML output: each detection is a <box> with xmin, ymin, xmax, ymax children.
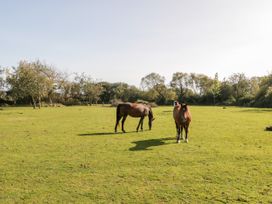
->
<box><xmin>117</xmin><ymin>103</ymin><xmax>132</xmax><ymax>114</ymax></box>
<box><xmin>118</xmin><ymin>102</ymin><xmax>149</xmax><ymax>117</ymax></box>
<box><xmin>130</xmin><ymin>103</ymin><xmax>149</xmax><ymax>117</ymax></box>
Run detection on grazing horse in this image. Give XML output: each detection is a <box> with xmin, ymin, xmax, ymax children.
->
<box><xmin>115</xmin><ymin>102</ymin><xmax>155</xmax><ymax>133</ymax></box>
<box><xmin>173</xmin><ymin>101</ymin><xmax>192</xmax><ymax>143</ymax></box>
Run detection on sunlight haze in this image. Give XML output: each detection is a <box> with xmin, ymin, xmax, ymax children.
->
<box><xmin>1</xmin><ymin>0</ymin><xmax>272</xmax><ymax>86</ymax></box>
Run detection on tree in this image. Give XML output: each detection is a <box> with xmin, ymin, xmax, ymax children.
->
<box><xmin>72</xmin><ymin>73</ymin><xmax>104</xmax><ymax>105</ymax></box>
<box><xmin>141</xmin><ymin>73</ymin><xmax>172</xmax><ymax>104</ymax></box>
<box><xmin>249</xmin><ymin>77</ymin><xmax>261</xmax><ymax>97</ymax></box>
<box><xmin>42</xmin><ymin>67</ymin><xmax>58</xmax><ymax>106</ymax></box>
<box><xmin>84</xmin><ymin>81</ymin><xmax>103</xmax><ymax>104</ymax></box>
<box><xmin>210</xmin><ymin>73</ymin><xmax>221</xmax><ymax>105</ymax></box>
<box><xmin>219</xmin><ymin>79</ymin><xmax>235</xmax><ymax>105</ymax></box>
<box><xmin>0</xmin><ymin>66</ymin><xmax>6</xmax><ymax>99</ymax></box>
<box><xmin>141</xmin><ymin>73</ymin><xmax>165</xmax><ymax>90</ymax></box>
<box><xmin>113</xmin><ymin>83</ymin><xmax>129</xmax><ymax>101</ymax></box>
<box><xmin>254</xmin><ymin>74</ymin><xmax>272</xmax><ymax>107</ymax></box>
<box><xmin>228</xmin><ymin>73</ymin><xmax>250</xmax><ymax>104</ymax></box>
<box><xmin>6</xmin><ymin>60</ymin><xmax>55</xmax><ymax>108</ymax></box>
<box><xmin>170</xmin><ymin>72</ymin><xmax>191</xmax><ymax>101</ymax></box>
<box><xmin>189</xmin><ymin>73</ymin><xmax>214</xmax><ymax>96</ymax></box>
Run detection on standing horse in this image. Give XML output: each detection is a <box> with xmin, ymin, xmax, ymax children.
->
<box><xmin>173</xmin><ymin>101</ymin><xmax>192</xmax><ymax>143</ymax></box>
<box><xmin>115</xmin><ymin>102</ymin><xmax>155</xmax><ymax>133</ymax></box>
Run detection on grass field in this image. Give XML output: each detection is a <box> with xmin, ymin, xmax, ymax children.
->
<box><xmin>0</xmin><ymin>105</ymin><xmax>272</xmax><ymax>203</ymax></box>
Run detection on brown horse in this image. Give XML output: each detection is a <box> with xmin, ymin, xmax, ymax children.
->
<box><xmin>115</xmin><ymin>102</ymin><xmax>155</xmax><ymax>133</ymax></box>
<box><xmin>173</xmin><ymin>101</ymin><xmax>192</xmax><ymax>143</ymax></box>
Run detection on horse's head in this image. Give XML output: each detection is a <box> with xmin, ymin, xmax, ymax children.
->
<box><xmin>174</xmin><ymin>101</ymin><xmax>179</xmax><ymax>106</ymax></box>
<box><xmin>148</xmin><ymin>108</ymin><xmax>155</xmax><ymax>130</ymax></box>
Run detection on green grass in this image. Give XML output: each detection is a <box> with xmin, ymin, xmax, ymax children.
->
<box><xmin>0</xmin><ymin>105</ymin><xmax>272</xmax><ymax>203</ymax></box>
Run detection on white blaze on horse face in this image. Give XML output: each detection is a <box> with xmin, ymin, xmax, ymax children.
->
<box><xmin>174</xmin><ymin>101</ymin><xmax>179</xmax><ymax>106</ymax></box>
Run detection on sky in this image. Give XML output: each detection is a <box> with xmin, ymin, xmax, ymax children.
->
<box><xmin>1</xmin><ymin>0</ymin><xmax>272</xmax><ymax>86</ymax></box>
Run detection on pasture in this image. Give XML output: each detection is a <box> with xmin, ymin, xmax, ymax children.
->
<box><xmin>0</xmin><ymin>105</ymin><xmax>272</xmax><ymax>203</ymax></box>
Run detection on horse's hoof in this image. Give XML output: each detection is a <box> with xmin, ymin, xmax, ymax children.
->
<box><xmin>185</xmin><ymin>139</ymin><xmax>188</xmax><ymax>143</ymax></box>
<box><xmin>177</xmin><ymin>140</ymin><xmax>180</xmax><ymax>143</ymax></box>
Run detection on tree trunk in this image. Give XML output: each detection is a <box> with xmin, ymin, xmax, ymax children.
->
<box><xmin>31</xmin><ymin>96</ymin><xmax>36</xmax><ymax>109</ymax></box>
<box><xmin>49</xmin><ymin>96</ymin><xmax>53</xmax><ymax>107</ymax></box>
<box><xmin>38</xmin><ymin>96</ymin><xmax>41</xmax><ymax>109</ymax></box>
<box><xmin>89</xmin><ymin>97</ymin><xmax>92</xmax><ymax>106</ymax></box>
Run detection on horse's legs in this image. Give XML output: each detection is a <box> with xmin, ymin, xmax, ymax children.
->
<box><xmin>180</xmin><ymin>126</ymin><xmax>184</xmax><ymax>140</ymax></box>
<box><xmin>175</xmin><ymin>122</ymin><xmax>179</xmax><ymax>137</ymax></box>
<box><xmin>175</xmin><ymin>122</ymin><xmax>181</xmax><ymax>143</ymax></box>
<box><xmin>121</xmin><ymin>114</ymin><xmax>128</xmax><ymax>133</ymax></box>
<box><xmin>136</xmin><ymin>117</ymin><xmax>142</xmax><ymax>132</ymax></box>
<box><xmin>140</xmin><ymin>117</ymin><xmax>144</xmax><ymax>131</ymax></box>
<box><xmin>184</xmin><ymin>125</ymin><xmax>189</xmax><ymax>143</ymax></box>
<box><xmin>136</xmin><ymin>117</ymin><xmax>144</xmax><ymax>132</ymax></box>
<box><xmin>115</xmin><ymin>115</ymin><xmax>122</xmax><ymax>133</ymax></box>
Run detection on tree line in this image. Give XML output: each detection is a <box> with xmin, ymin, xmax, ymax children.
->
<box><xmin>0</xmin><ymin>60</ymin><xmax>272</xmax><ymax>108</ymax></box>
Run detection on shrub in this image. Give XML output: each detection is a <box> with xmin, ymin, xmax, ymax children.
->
<box><xmin>110</xmin><ymin>99</ymin><xmax>123</xmax><ymax>107</ymax></box>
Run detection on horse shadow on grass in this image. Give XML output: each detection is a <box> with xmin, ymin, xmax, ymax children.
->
<box><xmin>129</xmin><ymin>137</ymin><xmax>174</xmax><ymax>151</ymax></box>
<box><xmin>78</xmin><ymin>131</ymin><xmax>135</xmax><ymax>136</ymax></box>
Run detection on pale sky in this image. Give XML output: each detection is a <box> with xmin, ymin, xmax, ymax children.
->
<box><xmin>1</xmin><ymin>0</ymin><xmax>272</xmax><ymax>86</ymax></box>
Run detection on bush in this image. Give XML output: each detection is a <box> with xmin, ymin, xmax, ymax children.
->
<box><xmin>110</xmin><ymin>99</ymin><xmax>123</xmax><ymax>107</ymax></box>
<box><xmin>136</xmin><ymin>99</ymin><xmax>158</xmax><ymax>107</ymax></box>
<box><xmin>222</xmin><ymin>97</ymin><xmax>236</xmax><ymax>106</ymax></box>
<box><xmin>62</xmin><ymin>98</ymin><xmax>81</xmax><ymax>106</ymax></box>
<box><xmin>0</xmin><ymin>103</ymin><xmax>9</xmax><ymax>107</ymax></box>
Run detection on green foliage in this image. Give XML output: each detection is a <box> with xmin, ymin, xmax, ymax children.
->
<box><xmin>0</xmin><ymin>59</ymin><xmax>271</xmax><ymax>107</ymax></box>
<box><xmin>141</xmin><ymin>73</ymin><xmax>176</xmax><ymax>104</ymax></box>
<box><xmin>253</xmin><ymin>74</ymin><xmax>272</xmax><ymax>107</ymax></box>
<box><xmin>228</xmin><ymin>73</ymin><xmax>251</xmax><ymax>102</ymax></box>
<box><xmin>0</xmin><ymin>106</ymin><xmax>271</xmax><ymax>203</ymax></box>
<box><xmin>140</xmin><ymin>72</ymin><xmax>165</xmax><ymax>90</ymax></box>
<box><xmin>74</xmin><ymin>73</ymin><xmax>103</xmax><ymax>104</ymax></box>
<box><xmin>6</xmin><ymin>60</ymin><xmax>56</xmax><ymax>108</ymax></box>
<box><xmin>170</xmin><ymin>72</ymin><xmax>190</xmax><ymax>97</ymax></box>
<box><xmin>0</xmin><ymin>67</ymin><xmax>6</xmax><ymax>99</ymax></box>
